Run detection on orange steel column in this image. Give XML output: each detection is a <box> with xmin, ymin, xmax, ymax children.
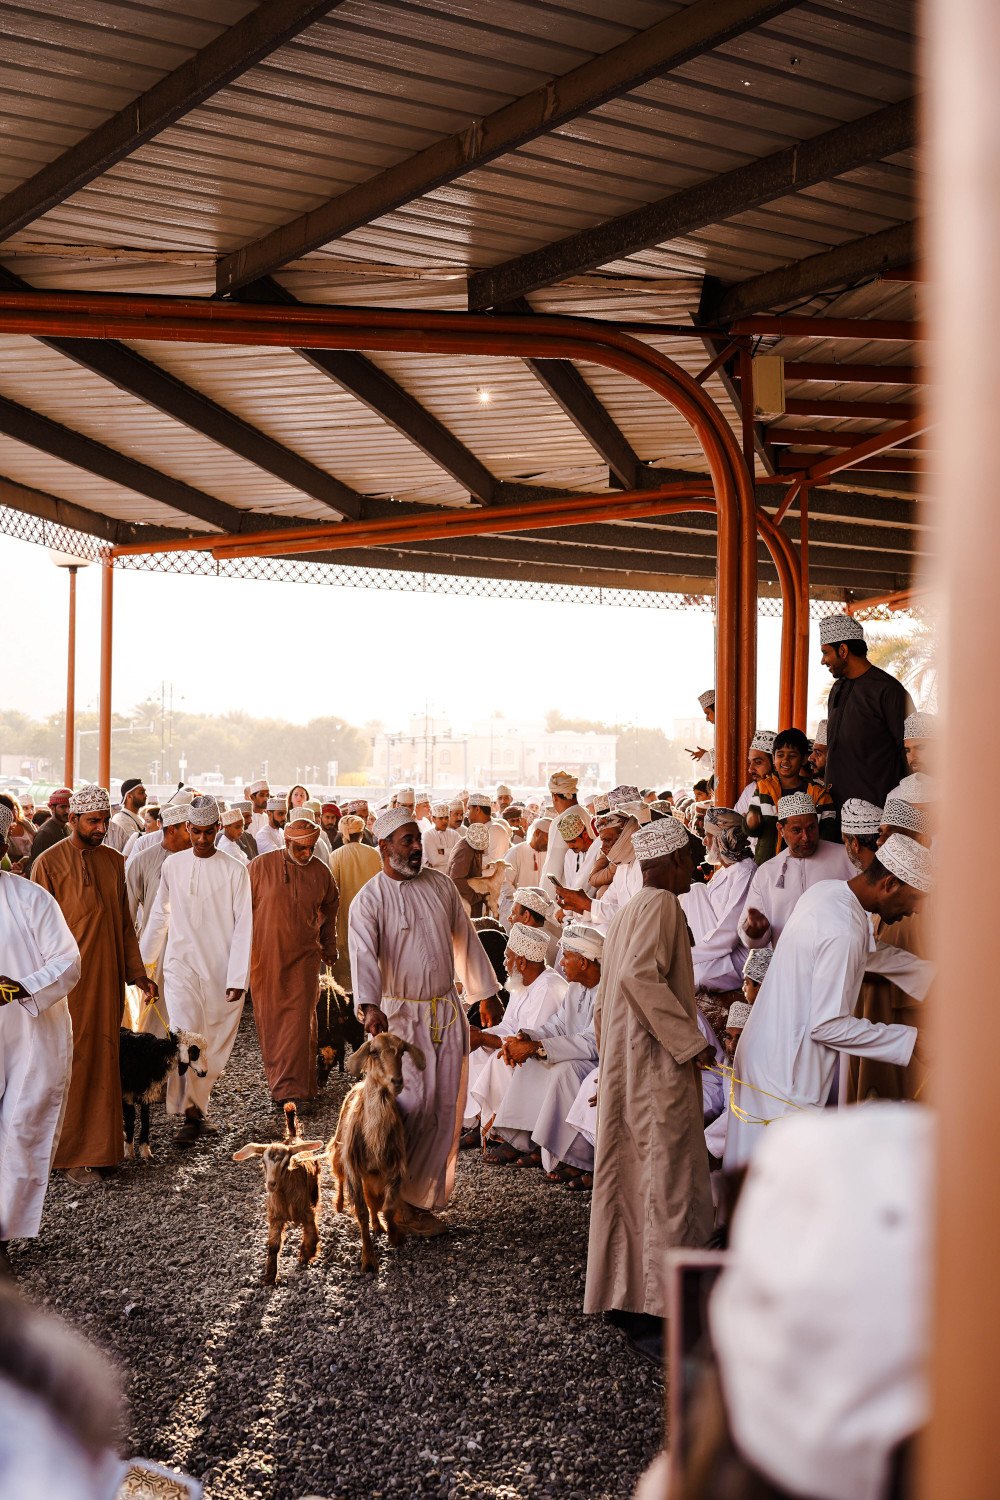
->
<box><xmin>920</xmin><ymin>0</ymin><xmax>1000</xmax><ymax>1494</ymax></box>
<box><xmin>63</xmin><ymin>565</ymin><xmax>78</xmax><ymax>787</ymax></box>
<box><xmin>793</xmin><ymin>485</ymin><xmax>810</xmax><ymax>729</ymax></box>
<box><xmin>98</xmin><ymin>560</ymin><xmax>113</xmax><ymax>790</ymax></box>
<box><xmin>738</xmin><ymin>348</ymin><xmax>758</xmax><ymax>763</ymax></box>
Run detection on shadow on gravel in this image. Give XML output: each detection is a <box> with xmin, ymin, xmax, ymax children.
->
<box><xmin>15</xmin><ymin>1006</ymin><xmax>663</xmax><ymax>1500</ymax></box>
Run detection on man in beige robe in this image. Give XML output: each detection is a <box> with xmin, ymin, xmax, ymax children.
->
<box><xmin>585</xmin><ymin>815</ymin><xmax>715</xmax><ymax>1361</ymax></box>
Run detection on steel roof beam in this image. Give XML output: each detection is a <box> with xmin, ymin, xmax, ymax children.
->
<box><xmin>0</xmin><ymin>0</ymin><xmax>349</xmax><ymax>244</ymax></box>
<box><xmin>469</xmin><ymin>99</ymin><xmax>916</xmax><ymax>308</ymax></box>
<box><xmin>235</xmin><ymin>276</ymin><xmax>498</xmax><ymax>504</ymax></box>
<box><xmin>215</xmin><ymin>0</ymin><xmax>802</xmax><ymax>293</ymax></box>
<box><xmin>0</xmin><ymin>264</ymin><xmax>363</xmax><ymax>518</ymax></box>
<box><xmin>713</xmin><ymin>222</ymin><xmax>917</xmax><ymax>323</ymax></box>
<box><xmin>0</xmin><ymin>395</ymin><xmax>249</xmax><ymax>533</ymax></box>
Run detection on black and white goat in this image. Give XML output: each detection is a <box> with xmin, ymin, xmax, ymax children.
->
<box><xmin>119</xmin><ymin>1028</ymin><xmax>207</xmax><ymax>1160</ymax></box>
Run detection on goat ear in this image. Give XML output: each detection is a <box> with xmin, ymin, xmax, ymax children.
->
<box><xmin>291</xmin><ymin>1142</ymin><xmax>325</xmax><ymax>1158</ymax></box>
<box><xmin>346</xmin><ymin>1041</ymin><xmax>371</xmax><ymax>1077</ymax></box>
<box><xmin>404</xmin><ymin>1042</ymin><xmax>427</xmax><ymax>1072</ymax></box>
<box><xmin>232</xmin><ymin>1143</ymin><xmax>266</xmax><ymax>1161</ymax></box>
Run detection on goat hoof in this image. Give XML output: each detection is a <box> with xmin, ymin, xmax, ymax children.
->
<box><xmin>123</xmin><ymin>1142</ymin><xmax>134</xmax><ymax>1159</ymax></box>
<box><xmin>139</xmin><ymin>1144</ymin><xmax>153</xmax><ymax>1161</ymax></box>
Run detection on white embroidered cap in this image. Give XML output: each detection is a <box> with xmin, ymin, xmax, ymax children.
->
<box><xmin>221</xmin><ymin>808</ymin><xmax>244</xmax><ymax>827</ymax></box>
<box><xmin>607</xmin><ymin>784</ymin><xmax>641</xmax><ymax>811</ymax></box>
<box><xmin>233</xmin><ymin>800</ymin><xmax>252</xmax><ymax>814</ymax></box>
<box><xmin>882</xmin><ymin>798</ymin><xmax>926</xmax><ymax>835</ymax></box>
<box><xmin>743</xmin><ymin>947</ymin><xmax>774</xmax><ymax>985</ymax></box>
<box><xmin>495</xmin><ymin>782</ymin><xmax>512</xmax><ymax>797</ymax></box>
<box><xmin>373</xmin><ymin>806</ymin><xmax>418</xmax><ymax>841</ymax></box>
<box><xmin>840</xmin><ymin>799</ymin><xmax>884</xmax><ymax>836</ymax></box>
<box><xmin>187</xmin><ymin>795</ymin><xmax>220</xmax><ymax>827</ymax></box>
<box><xmin>562</xmin><ymin>923</ymin><xmax>604</xmax><ymax>962</ymax></box>
<box><xmin>879</xmin><ymin>832</ymin><xmax>934</xmax><ymax>893</ymax></box>
<box><xmin>513</xmin><ymin>886</ymin><xmax>552</xmax><ymax>918</ymax></box>
<box><xmin>897</xmin><ymin>772</ymin><xmax>937</xmax><ymax>805</ymax></box>
<box><xmin>248</xmin><ymin>779</ymin><xmax>268</xmax><ymax>794</ymax></box>
<box><xmin>727</xmin><ymin>1000</ymin><xmax>753</xmax><ymax>1029</ymax></box>
<box><xmin>750</xmin><ymin>730</ymin><xmax>776</xmax><ymax>755</ymax></box>
<box><xmin>698</xmin><ymin>688</ymin><xmax>716</xmax><ymax>712</ymax></box>
<box><xmin>160</xmin><ymin>803</ymin><xmax>189</xmax><ymax>828</ymax></box>
<box><xmin>467</xmin><ymin>791</ymin><xmax>492</xmax><ymax>809</ymax></box>
<box><xmin>0</xmin><ymin>804</ymin><xmax>13</xmax><ymax>840</ymax></box>
<box><xmin>395</xmin><ymin>786</ymin><xmax>415</xmax><ymax>807</ymax></box>
<box><xmin>286</xmin><ymin>808</ymin><xmax>317</xmax><ymax>827</ymax></box>
<box><xmin>431</xmin><ymin>802</ymin><xmax>449</xmax><ymax>816</ymax></box>
<box><xmin>818</xmin><ymin>612</ymin><xmax>865</xmax><ymax>645</ymax></box>
<box><xmin>632</xmin><ymin>819</ymin><xmax>690</xmax><ymax>862</ymax></box>
<box><xmin>777</xmin><ymin>792</ymin><xmax>817</xmax><ymax>821</ymax></box>
<box><xmin>903</xmin><ymin>712</ymin><xmax>935</xmax><ymax>742</ymax></box>
<box><xmin>506</xmin><ymin>922</ymin><xmax>549</xmax><ymax>963</ymax></box>
<box><xmin>813</xmin><ymin>718</ymin><xmax>828</xmax><ymax>747</ymax></box>
<box><xmin>69</xmin><ymin>784</ymin><xmax>110</xmax><ymax>815</ymax></box>
<box><xmin>266</xmin><ymin>796</ymin><xmax>285</xmax><ymax>811</ymax></box>
<box><xmin>465</xmin><ymin>823</ymin><xmax>491</xmax><ymax>851</ymax></box>
<box><xmin>592</xmin><ymin>793</ymin><xmax>610</xmax><ymax>814</ymax></box>
<box><xmin>557</xmin><ymin>810</ymin><xmax>587</xmax><ymax>841</ymax></box>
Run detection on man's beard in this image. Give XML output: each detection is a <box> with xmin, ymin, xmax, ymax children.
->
<box><xmin>845</xmin><ymin>843</ymin><xmax>865</xmax><ymax>872</ymax></box>
<box><xmin>388</xmin><ymin>851</ymin><xmax>422</xmax><ymax>879</ymax></box>
<box><xmin>505</xmin><ymin>970</ymin><xmax>524</xmax><ymax>993</ymax></box>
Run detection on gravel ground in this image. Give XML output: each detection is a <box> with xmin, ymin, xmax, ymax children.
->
<box><xmin>14</xmin><ymin>1007</ymin><xmax>664</xmax><ymax>1500</ymax></box>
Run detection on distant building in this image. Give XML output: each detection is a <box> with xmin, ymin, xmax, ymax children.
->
<box><xmin>370</xmin><ymin>717</ymin><xmax>616</xmax><ymax>791</ymax></box>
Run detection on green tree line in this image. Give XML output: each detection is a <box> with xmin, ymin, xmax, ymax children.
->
<box><xmin>0</xmin><ymin>702</ymin><xmax>370</xmax><ymax>787</ymax></box>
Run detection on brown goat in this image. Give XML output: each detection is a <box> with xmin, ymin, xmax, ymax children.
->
<box><xmin>327</xmin><ymin>1032</ymin><xmax>426</xmax><ymax>1273</ymax></box>
<box><xmin>234</xmin><ymin>1102</ymin><xmax>324</xmax><ymax>1285</ymax></box>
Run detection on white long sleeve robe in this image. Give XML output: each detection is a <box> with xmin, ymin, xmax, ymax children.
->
<box><xmin>140</xmin><ymin>848</ymin><xmax>253</xmax><ymax>1116</ymax></box>
<box><xmin>0</xmin><ymin>873</ymin><xmax>80</xmax><ymax>1238</ymax></box>
<box><xmin>561</xmin><ymin>839</ymin><xmax>601</xmax><ymax>898</ymax></box>
<box><xmin>681</xmin><ymin>858</ymin><xmax>756</xmax><ymax>992</ymax></box>
<box><xmin>724</xmin><ymin>880</ymin><xmax>917</xmax><ymax>1170</ymax></box>
<box><xmin>124</xmin><ymin>841</ymin><xmax>170</xmax><ymax>1035</ymax></box>
<box><xmin>254</xmin><ymin>822</ymin><xmax>285</xmax><ymax>857</ymax></box>
<box><xmin>467</xmin><ymin>966</ymin><xmax>567</xmax><ymax>1122</ymax></box>
<box><xmin>738</xmin><ymin>841</ymin><xmax>855</xmax><ymax>949</ymax></box>
<box><xmin>493</xmin><ymin>980</ymin><xmax>599</xmax><ymax>1170</ymax></box>
<box><xmin>348</xmin><ymin>867</ymin><xmax>498</xmax><ymax>1210</ymax></box>
<box><xmin>588</xmin><ymin>857</ymin><xmax>642</xmax><ymax>931</ymax></box>
<box><xmin>541</xmin><ymin>800</ymin><xmax>584</xmax><ymax>888</ymax></box>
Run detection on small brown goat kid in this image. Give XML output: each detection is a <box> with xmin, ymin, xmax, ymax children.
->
<box><xmin>327</xmin><ymin>1032</ymin><xmax>426</xmax><ymax>1273</ymax></box>
<box><xmin>234</xmin><ymin>1103</ymin><xmax>324</xmax><ymax>1285</ymax></box>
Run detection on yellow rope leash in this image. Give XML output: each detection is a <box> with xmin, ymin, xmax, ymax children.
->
<box><xmin>138</xmin><ymin>993</ymin><xmax>171</xmax><ymax>1035</ymax></box>
<box><xmin>706</xmin><ymin>1063</ymin><xmax>822</xmax><ymax>1128</ymax></box>
<box><xmin>391</xmin><ymin>994</ymin><xmax>459</xmax><ymax>1045</ymax></box>
<box><xmin>0</xmin><ymin>981</ymin><xmax>22</xmax><ymax>1006</ymax></box>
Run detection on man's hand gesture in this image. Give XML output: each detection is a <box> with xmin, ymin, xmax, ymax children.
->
<box><xmin>743</xmin><ymin>908</ymin><xmax>770</xmax><ymax>941</ymax></box>
<box><xmin>361</xmin><ymin>1004</ymin><xmax>388</xmax><ymax>1037</ymax></box>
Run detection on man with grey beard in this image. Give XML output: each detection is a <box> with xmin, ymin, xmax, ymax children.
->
<box><xmin>347</xmin><ymin>806</ymin><xmax>499</xmax><ymax>1236</ymax></box>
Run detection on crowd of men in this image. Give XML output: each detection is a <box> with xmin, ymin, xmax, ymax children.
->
<box><xmin>0</xmin><ymin>608</ymin><xmax>935</xmax><ymax>1417</ymax></box>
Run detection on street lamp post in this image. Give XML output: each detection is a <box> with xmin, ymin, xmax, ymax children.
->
<box><xmin>49</xmin><ymin>550</ymin><xmax>92</xmax><ymax>789</ymax></box>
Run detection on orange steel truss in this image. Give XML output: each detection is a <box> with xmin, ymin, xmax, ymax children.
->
<box><xmin>0</xmin><ymin>288</ymin><xmax>816</xmax><ymax>800</ymax></box>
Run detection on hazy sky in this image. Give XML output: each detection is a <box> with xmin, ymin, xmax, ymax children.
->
<box><xmin>2</xmin><ymin>530</ymin><xmax>824</xmax><ymax>734</ymax></box>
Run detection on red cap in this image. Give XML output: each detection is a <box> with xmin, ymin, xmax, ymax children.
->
<box><xmin>48</xmin><ymin>788</ymin><xmax>72</xmax><ymax>805</ymax></box>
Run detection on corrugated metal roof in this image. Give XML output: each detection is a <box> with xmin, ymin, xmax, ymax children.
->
<box><xmin>0</xmin><ymin>0</ymin><xmax>923</xmax><ymax>594</ymax></box>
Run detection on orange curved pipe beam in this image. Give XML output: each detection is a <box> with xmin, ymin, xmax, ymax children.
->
<box><xmin>0</xmin><ymin>291</ymin><xmax>756</xmax><ymax>802</ymax></box>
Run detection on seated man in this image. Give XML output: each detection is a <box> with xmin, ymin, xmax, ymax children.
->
<box><xmin>682</xmin><ymin>807</ymin><xmax>756</xmax><ymax>997</ymax></box>
<box><xmin>507</xmin><ymin>884</ymin><xmax>563</xmax><ymax>967</ymax></box>
<box><xmin>739</xmin><ymin>793</ymin><xmax>854</xmax><ymax>951</ymax></box>
<box><xmin>486</xmin><ymin>923</ymin><xmax>603</xmax><ymax>1176</ymax></box>
<box><xmin>462</xmin><ymin>921</ymin><xmax>566</xmax><ymax>1149</ymax></box>
<box><xmin>704</xmin><ymin>948</ymin><xmax>773</xmax><ymax>1164</ymax></box>
<box><xmin>553</xmin><ymin>809</ymin><xmax>600</xmax><ymax>901</ymax></box>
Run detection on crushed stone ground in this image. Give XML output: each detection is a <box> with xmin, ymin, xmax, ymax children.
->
<box><xmin>15</xmin><ymin>1007</ymin><xmax>663</xmax><ymax>1499</ymax></box>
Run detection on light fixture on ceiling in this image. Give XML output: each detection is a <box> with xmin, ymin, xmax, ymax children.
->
<box><xmin>476</xmin><ymin>386</ymin><xmax>492</xmax><ymax>405</ymax></box>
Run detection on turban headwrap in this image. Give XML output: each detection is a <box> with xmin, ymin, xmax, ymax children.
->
<box><xmin>338</xmin><ymin>814</ymin><xmax>365</xmax><ymax>837</ymax></box>
<box><xmin>702</xmin><ymin>806</ymin><xmax>750</xmax><ymax>865</ymax></box>
<box><xmin>547</xmin><ymin>770</ymin><xmax>578</xmax><ymax>797</ymax></box>
<box><xmin>562</xmin><ymin>923</ymin><xmax>604</xmax><ymax>962</ymax></box>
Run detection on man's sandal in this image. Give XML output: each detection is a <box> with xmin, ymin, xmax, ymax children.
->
<box><xmin>459</xmin><ymin>1123</ymin><xmax>481</xmax><ymax>1150</ymax></box>
<box><xmin>513</xmin><ymin>1147</ymin><xmax>543</xmax><ymax>1169</ymax></box>
<box><xmin>481</xmin><ymin>1137</ymin><xmax>525</xmax><ymax>1165</ymax></box>
<box><xmin>544</xmin><ymin>1163</ymin><xmax>582</xmax><ymax>1183</ymax></box>
<box><xmin>566</xmin><ymin>1172</ymin><xmax>593</xmax><ymax>1191</ymax></box>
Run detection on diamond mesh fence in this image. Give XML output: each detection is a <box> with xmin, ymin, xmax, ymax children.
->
<box><xmin>0</xmin><ymin>503</ymin><xmax>890</xmax><ymax>621</ymax></box>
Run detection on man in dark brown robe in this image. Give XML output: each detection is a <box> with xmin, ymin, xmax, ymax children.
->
<box><xmin>32</xmin><ymin>784</ymin><xmax>154</xmax><ymax>1186</ymax></box>
<box><xmin>249</xmin><ymin>810</ymin><xmax>339</xmax><ymax>1106</ymax></box>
